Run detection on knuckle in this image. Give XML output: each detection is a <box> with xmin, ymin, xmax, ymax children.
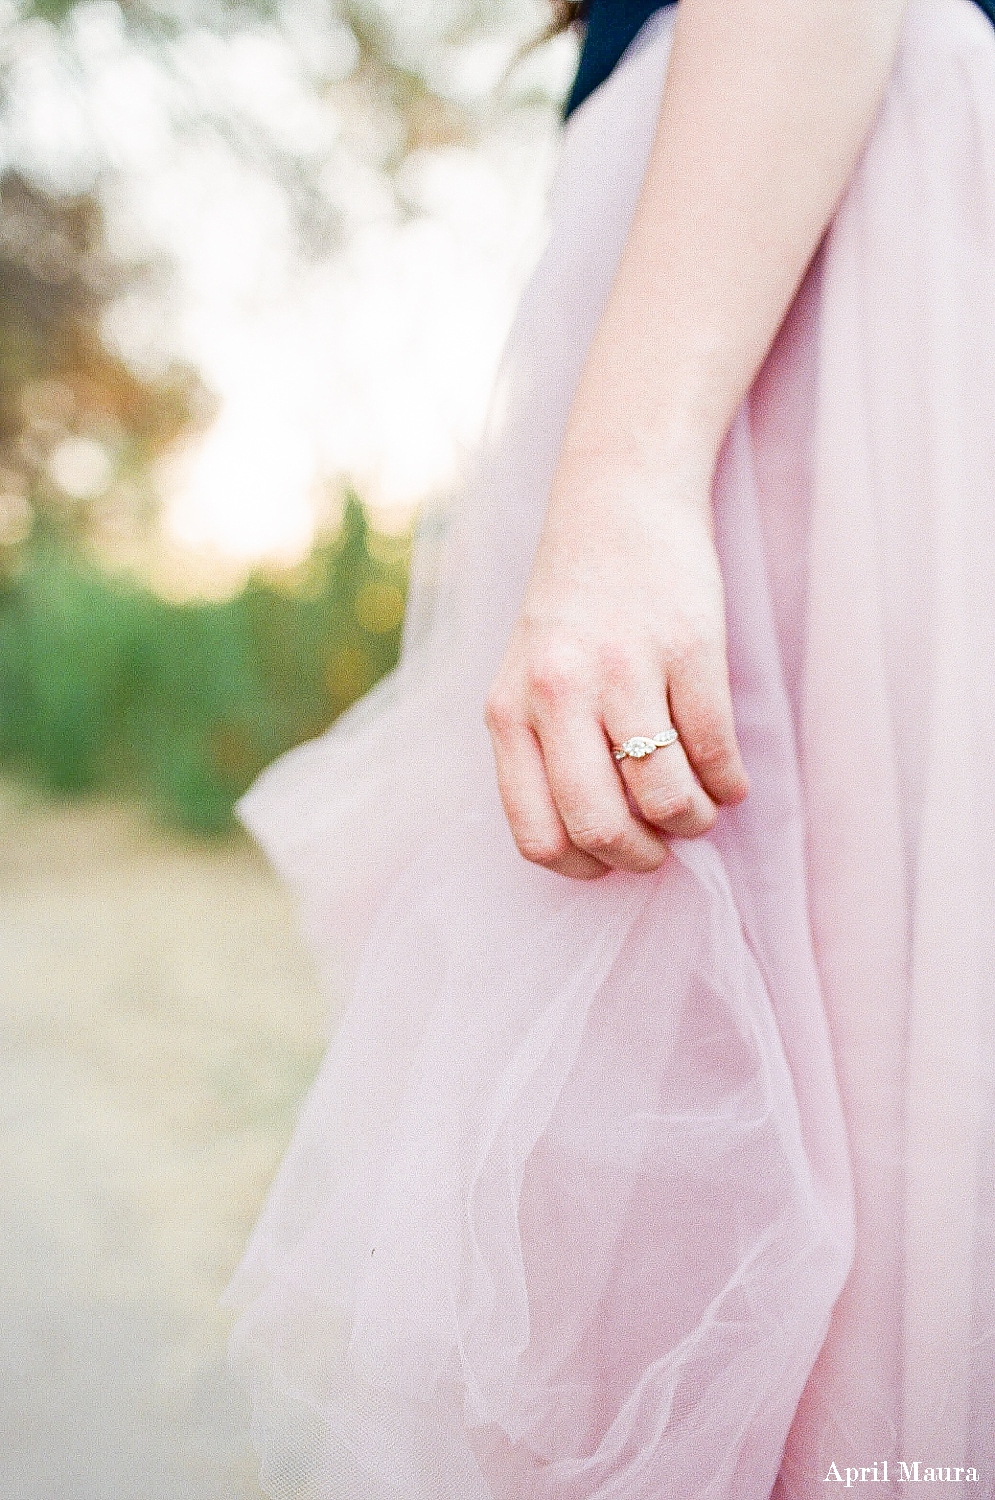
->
<box><xmin>667</xmin><ymin>619</ymin><xmax>722</xmax><ymax>676</ymax></box>
<box><xmin>528</xmin><ymin>649</ymin><xmax>581</xmax><ymax>707</ymax></box>
<box><xmin>665</xmin><ymin>613</ymin><xmax>708</xmax><ymax>662</ymax></box>
<box><xmin>682</xmin><ymin>721</ymin><xmax>746</xmax><ymax>798</ymax></box>
<box><xmin>529</xmin><ymin>669</ymin><xmax>574</xmax><ymax>707</ymax></box>
<box><xmin>570</xmin><ymin>819</ymin><xmax>627</xmax><ymax>857</ymax></box>
<box><xmin>689</xmin><ymin>732</ymin><xmax>732</xmax><ymax>773</ymax></box>
<box><xmin>595</xmin><ymin>641</ymin><xmax>640</xmax><ymax>691</ymax></box>
<box><xmin>694</xmin><ymin>801</ymin><xmax>719</xmax><ymax>833</ymax></box>
<box><xmin>484</xmin><ymin>692</ymin><xmax>517</xmax><ymax>737</ymax></box>
<box><xmin>631</xmin><ymin>846</ymin><xmax>671</xmax><ymax>873</ymax></box>
<box><xmin>517</xmin><ymin>832</ymin><xmax>569</xmax><ymax>869</ymax></box>
<box><xmin>643</xmin><ymin>791</ymin><xmax>698</xmax><ymax>826</ymax></box>
<box><xmin>725</xmin><ymin>772</ymin><xmax>750</xmax><ymax>804</ymax></box>
<box><xmin>642</xmin><ymin>789</ymin><xmax>717</xmax><ymax>834</ymax></box>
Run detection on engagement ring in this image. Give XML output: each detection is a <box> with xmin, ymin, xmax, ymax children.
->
<box><xmin>613</xmin><ymin>729</ymin><xmax>679</xmax><ymax>762</ymax></box>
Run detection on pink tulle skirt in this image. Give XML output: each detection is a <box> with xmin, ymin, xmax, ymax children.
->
<box><xmin>223</xmin><ymin>1</ymin><xmax>995</xmax><ymax>1493</ymax></box>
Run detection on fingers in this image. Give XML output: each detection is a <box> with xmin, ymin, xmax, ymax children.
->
<box><xmin>484</xmin><ymin>706</ymin><xmax>607</xmax><ymax>880</ymax></box>
<box><xmin>667</xmin><ymin>642</ymin><xmax>749</xmax><ymax>807</ymax></box>
<box><xmin>485</xmin><ymin>633</ymin><xmax>748</xmax><ymax>877</ymax></box>
<box><xmin>486</xmin><ymin>686</ymin><xmax>671</xmax><ymax>877</ymax></box>
<box><xmin>603</xmin><ymin>637</ymin><xmax>748</xmax><ymax>839</ymax></box>
<box><xmin>536</xmin><ymin>709</ymin><xmax>671</xmax><ymax>873</ymax></box>
<box><xmin>607</xmin><ymin>707</ymin><xmax>718</xmax><ymax>841</ymax></box>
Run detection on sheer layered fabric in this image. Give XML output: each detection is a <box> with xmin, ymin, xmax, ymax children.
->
<box><xmin>224</xmin><ymin>2</ymin><xmax>995</xmax><ymax>1493</ymax></box>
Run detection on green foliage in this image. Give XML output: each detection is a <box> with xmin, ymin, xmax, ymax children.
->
<box><xmin>0</xmin><ymin>494</ymin><xmax>408</xmax><ymax>833</ymax></box>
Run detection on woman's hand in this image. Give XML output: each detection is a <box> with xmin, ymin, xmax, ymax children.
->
<box><xmin>486</xmin><ymin>0</ymin><xmax>908</xmax><ymax>879</ymax></box>
<box><xmin>485</xmin><ymin>455</ymin><xmax>749</xmax><ymax>880</ymax></box>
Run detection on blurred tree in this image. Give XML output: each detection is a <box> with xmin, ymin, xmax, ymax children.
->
<box><xmin>0</xmin><ymin>0</ymin><xmax>561</xmax><ymax>556</ymax></box>
<box><xmin>6</xmin><ymin>0</ymin><xmax>558</xmax><ymax>174</ymax></box>
<box><xmin>0</xmin><ymin>169</ymin><xmax>213</xmax><ymax>559</ymax></box>
<box><xmin>0</xmin><ymin>0</ymin><xmax>566</xmax><ymax>826</ymax></box>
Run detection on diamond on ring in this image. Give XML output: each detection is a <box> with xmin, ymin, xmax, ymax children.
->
<box><xmin>613</xmin><ymin>729</ymin><xmax>679</xmax><ymax>762</ymax></box>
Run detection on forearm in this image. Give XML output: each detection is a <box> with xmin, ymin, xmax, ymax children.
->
<box><xmin>556</xmin><ymin>0</ymin><xmax>908</xmax><ymax>500</ymax></box>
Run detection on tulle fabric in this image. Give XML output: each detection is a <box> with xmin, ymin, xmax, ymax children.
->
<box><xmin>223</xmin><ymin>1</ymin><xmax>995</xmax><ymax>1493</ymax></box>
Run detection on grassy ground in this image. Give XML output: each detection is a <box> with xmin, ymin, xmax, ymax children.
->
<box><xmin>0</xmin><ymin>779</ymin><xmax>331</xmax><ymax>1500</ymax></box>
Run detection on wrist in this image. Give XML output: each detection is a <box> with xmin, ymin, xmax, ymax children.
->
<box><xmin>550</xmin><ymin>421</ymin><xmax>721</xmax><ymax>519</ymax></box>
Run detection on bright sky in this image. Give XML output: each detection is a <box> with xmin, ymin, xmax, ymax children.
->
<box><xmin>1</xmin><ymin>0</ymin><xmax>576</xmax><ymax>572</ymax></box>
<box><xmin>161</xmin><ymin>134</ymin><xmax>561</xmax><ymax>563</ymax></box>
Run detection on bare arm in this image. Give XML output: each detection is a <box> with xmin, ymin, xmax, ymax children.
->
<box><xmin>486</xmin><ymin>0</ymin><xmax>909</xmax><ymax>880</ymax></box>
<box><xmin>567</xmin><ymin>0</ymin><xmax>907</xmax><ymax>475</ymax></box>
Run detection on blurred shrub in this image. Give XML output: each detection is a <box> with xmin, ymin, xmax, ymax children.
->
<box><xmin>0</xmin><ymin>494</ymin><xmax>408</xmax><ymax>833</ymax></box>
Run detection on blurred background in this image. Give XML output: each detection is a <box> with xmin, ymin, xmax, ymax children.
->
<box><xmin>0</xmin><ymin>0</ymin><xmax>576</xmax><ymax>1492</ymax></box>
